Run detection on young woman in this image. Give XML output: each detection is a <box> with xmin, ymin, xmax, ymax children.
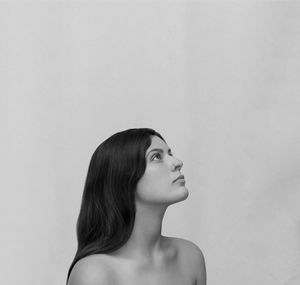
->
<box><xmin>67</xmin><ymin>128</ymin><xmax>206</xmax><ymax>285</ymax></box>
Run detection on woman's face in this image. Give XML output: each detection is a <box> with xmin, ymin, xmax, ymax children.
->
<box><xmin>135</xmin><ymin>135</ymin><xmax>189</xmax><ymax>205</ymax></box>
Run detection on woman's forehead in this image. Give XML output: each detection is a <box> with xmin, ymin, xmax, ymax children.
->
<box><xmin>148</xmin><ymin>136</ymin><xmax>170</xmax><ymax>151</ymax></box>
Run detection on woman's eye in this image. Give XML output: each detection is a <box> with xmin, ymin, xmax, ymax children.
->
<box><xmin>152</xmin><ymin>153</ymin><xmax>161</xmax><ymax>160</ymax></box>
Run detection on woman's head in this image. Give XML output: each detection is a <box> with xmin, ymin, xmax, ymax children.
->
<box><xmin>66</xmin><ymin>128</ymin><xmax>188</xmax><ymax>282</ymax></box>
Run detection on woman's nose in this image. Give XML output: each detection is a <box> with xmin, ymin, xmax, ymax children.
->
<box><xmin>172</xmin><ymin>157</ymin><xmax>183</xmax><ymax>171</ymax></box>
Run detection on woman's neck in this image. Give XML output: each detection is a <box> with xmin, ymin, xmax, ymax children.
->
<box><xmin>112</xmin><ymin>202</ymin><xmax>168</xmax><ymax>265</ymax></box>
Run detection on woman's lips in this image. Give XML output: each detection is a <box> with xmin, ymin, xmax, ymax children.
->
<box><xmin>173</xmin><ymin>174</ymin><xmax>185</xmax><ymax>182</ymax></box>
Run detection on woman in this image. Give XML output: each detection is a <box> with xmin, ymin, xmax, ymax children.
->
<box><xmin>67</xmin><ymin>128</ymin><xmax>206</xmax><ymax>285</ymax></box>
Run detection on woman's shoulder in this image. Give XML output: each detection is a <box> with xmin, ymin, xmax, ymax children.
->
<box><xmin>166</xmin><ymin>235</ymin><xmax>205</xmax><ymax>257</ymax></box>
<box><xmin>166</xmin><ymin>236</ymin><xmax>206</xmax><ymax>284</ymax></box>
<box><xmin>67</xmin><ymin>255</ymin><xmax>115</xmax><ymax>285</ymax></box>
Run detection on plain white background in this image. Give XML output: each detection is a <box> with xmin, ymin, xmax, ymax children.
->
<box><xmin>1</xmin><ymin>1</ymin><xmax>300</xmax><ymax>284</ymax></box>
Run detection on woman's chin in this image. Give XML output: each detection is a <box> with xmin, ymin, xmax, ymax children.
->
<box><xmin>171</xmin><ymin>186</ymin><xmax>189</xmax><ymax>202</ymax></box>
<box><xmin>181</xmin><ymin>187</ymin><xmax>189</xmax><ymax>200</ymax></box>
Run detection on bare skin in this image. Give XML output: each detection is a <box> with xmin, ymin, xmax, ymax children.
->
<box><xmin>69</xmin><ymin>236</ymin><xmax>206</xmax><ymax>285</ymax></box>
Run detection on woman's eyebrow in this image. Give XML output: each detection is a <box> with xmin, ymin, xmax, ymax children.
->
<box><xmin>146</xmin><ymin>148</ymin><xmax>172</xmax><ymax>157</ymax></box>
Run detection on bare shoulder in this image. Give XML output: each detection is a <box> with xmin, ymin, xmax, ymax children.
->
<box><xmin>167</xmin><ymin>236</ymin><xmax>205</xmax><ymax>261</ymax></box>
<box><xmin>67</xmin><ymin>255</ymin><xmax>115</xmax><ymax>285</ymax></box>
<box><xmin>167</xmin><ymin>236</ymin><xmax>207</xmax><ymax>285</ymax></box>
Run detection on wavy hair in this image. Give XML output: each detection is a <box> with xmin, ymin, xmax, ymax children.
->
<box><xmin>66</xmin><ymin>128</ymin><xmax>166</xmax><ymax>283</ymax></box>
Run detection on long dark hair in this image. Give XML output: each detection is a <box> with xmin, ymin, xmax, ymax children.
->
<box><xmin>66</xmin><ymin>128</ymin><xmax>166</xmax><ymax>283</ymax></box>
